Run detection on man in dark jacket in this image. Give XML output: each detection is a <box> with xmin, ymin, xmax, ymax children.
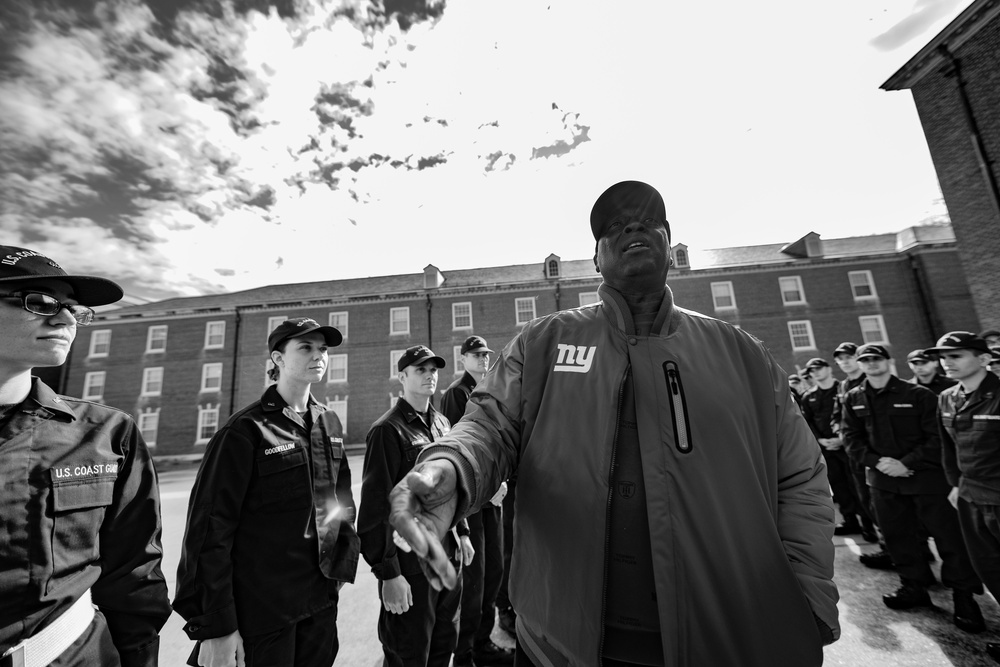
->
<box><xmin>932</xmin><ymin>332</ymin><xmax>1000</xmax><ymax>662</ymax></box>
<box><xmin>386</xmin><ymin>181</ymin><xmax>839</xmax><ymax>667</ymax></box>
<box><xmin>907</xmin><ymin>349</ymin><xmax>958</xmax><ymax>395</ymax></box>
<box><xmin>842</xmin><ymin>343</ymin><xmax>984</xmax><ymax>632</ymax></box>
<box><xmin>0</xmin><ymin>245</ymin><xmax>170</xmax><ymax>667</ymax></box>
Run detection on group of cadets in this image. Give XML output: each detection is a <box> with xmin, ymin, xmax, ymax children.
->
<box><xmin>789</xmin><ymin>328</ymin><xmax>1000</xmax><ymax>664</ymax></box>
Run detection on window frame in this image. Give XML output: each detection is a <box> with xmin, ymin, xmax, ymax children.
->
<box><xmin>859</xmin><ymin>314</ymin><xmax>889</xmax><ymax>345</ymax></box>
<box><xmin>138</xmin><ymin>408</ymin><xmax>160</xmax><ymax>447</ymax></box>
<box><xmin>711</xmin><ymin>281</ymin><xmax>737</xmax><ymax>311</ymax></box>
<box><xmin>578</xmin><ymin>292</ymin><xmax>600</xmax><ymax>307</ymax></box>
<box><xmin>327</xmin><ymin>396</ymin><xmax>348</xmax><ymax>434</ymax></box>
<box><xmin>452</xmin><ymin>302</ymin><xmax>473</xmax><ymax>330</ymax></box>
<box><xmin>787</xmin><ymin>320</ymin><xmax>817</xmax><ymax>352</ymax></box>
<box><xmin>329</xmin><ymin>311</ymin><xmax>348</xmax><ymax>340</ymax></box>
<box><xmin>88</xmin><ymin>329</ymin><xmax>112</xmax><ymax>358</ymax></box>
<box><xmin>204</xmin><ymin>321</ymin><xmax>226</xmax><ymax>349</ymax></box>
<box><xmin>390</xmin><ymin>350</ymin><xmax>406</xmax><ymax>379</ymax></box>
<box><xmin>389</xmin><ymin>307</ymin><xmax>410</xmax><ymax>335</ymax></box>
<box><xmin>82</xmin><ymin>371</ymin><xmax>106</xmax><ymax>401</ymax></box>
<box><xmin>141</xmin><ymin>367</ymin><xmax>164</xmax><ymax>397</ymax></box>
<box><xmin>779</xmin><ymin>276</ymin><xmax>807</xmax><ymax>306</ymax></box>
<box><xmin>145</xmin><ymin>325</ymin><xmax>168</xmax><ymax>353</ymax></box>
<box><xmin>328</xmin><ymin>353</ymin><xmax>348</xmax><ymax>383</ymax></box>
<box><xmin>196</xmin><ymin>404</ymin><xmax>220</xmax><ymax>445</ymax></box>
<box><xmin>515</xmin><ymin>297</ymin><xmax>536</xmax><ymax>325</ymax></box>
<box><xmin>200</xmin><ymin>362</ymin><xmax>223</xmax><ymax>393</ymax></box>
<box><xmin>849</xmin><ymin>270</ymin><xmax>878</xmax><ymax>301</ymax></box>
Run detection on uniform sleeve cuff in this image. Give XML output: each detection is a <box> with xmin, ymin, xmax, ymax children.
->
<box><xmin>182</xmin><ymin>605</ymin><xmax>238</xmax><ymax>640</ymax></box>
<box><xmin>374</xmin><ymin>556</ymin><xmax>401</xmax><ymax>580</ymax></box>
<box><xmin>418</xmin><ymin>447</ymin><xmax>475</xmax><ymax>520</ymax></box>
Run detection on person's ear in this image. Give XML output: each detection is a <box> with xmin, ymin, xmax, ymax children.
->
<box><xmin>593</xmin><ymin>255</ymin><xmax>600</xmax><ymax>273</ymax></box>
<box><xmin>270</xmin><ymin>350</ymin><xmax>283</xmax><ymax>367</ymax></box>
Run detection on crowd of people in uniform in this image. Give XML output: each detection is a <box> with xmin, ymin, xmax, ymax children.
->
<box><xmin>2</xmin><ymin>180</ymin><xmax>999</xmax><ymax>667</ymax></box>
<box><xmin>788</xmin><ymin>329</ymin><xmax>1000</xmax><ymax>663</ymax></box>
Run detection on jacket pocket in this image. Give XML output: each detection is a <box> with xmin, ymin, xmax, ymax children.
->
<box><xmin>47</xmin><ymin>475</ymin><xmax>115</xmax><ymax>594</ymax></box>
<box><xmin>251</xmin><ymin>447</ymin><xmax>311</xmax><ymax>513</ymax></box>
<box><xmin>663</xmin><ymin>361</ymin><xmax>693</xmax><ymax>453</ymax></box>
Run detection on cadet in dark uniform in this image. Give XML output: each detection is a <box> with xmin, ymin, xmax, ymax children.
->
<box><xmin>0</xmin><ymin>245</ymin><xmax>170</xmax><ymax>667</ymax></box>
<box><xmin>174</xmin><ymin>318</ymin><xmax>358</xmax><ymax>667</ymax></box>
<box><xmin>442</xmin><ymin>336</ymin><xmax>513</xmax><ymax>667</ymax></box>
<box><xmin>842</xmin><ymin>343</ymin><xmax>984</xmax><ymax>632</ymax></box>
<box><xmin>907</xmin><ymin>349</ymin><xmax>958</xmax><ymax>395</ymax></box>
<box><xmin>358</xmin><ymin>345</ymin><xmax>470</xmax><ymax>667</ymax></box>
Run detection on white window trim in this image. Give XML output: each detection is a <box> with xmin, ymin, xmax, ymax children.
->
<box><xmin>849</xmin><ymin>270</ymin><xmax>878</xmax><ymax>301</ymax></box>
<box><xmin>452</xmin><ymin>302</ymin><xmax>473</xmax><ymax>330</ymax></box>
<box><xmin>515</xmin><ymin>297</ymin><xmax>536</xmax><ymax>325</ymax></box>
<box><xmin>204</xmin><ymin>321</ymin><xmax>226</xmax><ymax>349</ymax></box>
<box><xmin>779</xmin><ymin>276</ymin><xmax>807</xmax><ymax>306</ymax></box>
<box><xmin>453</xmin><ymin>345</ymin><xmax>464</xmax><ymax>375</ymax></box>
<box><xmin>138</xmin><ymin>408</ymin><xmax>160</xmax><ymax>447</ymax></box>
<box><xmin>196</xmin><ymin>404</ymin><xmax>220</xmax><ymax>445</ymax></box>
<box><xmin>141</xmin><ymin>367</ymin><xmax>164</xmax><ymax>397</ymax></box>
<box><xmin>578</xmin><ymin>292</ymin><xmax>600</xmax><ymax>308</ymax></box>
<box><xmin>328</xmin><ymin>353</ymin><xmax>348</xmax><ymax>383</ymax></box>
<box><xmin>389</xmin><ymin>307</ymin><xmax>410</xmax><ymax>335</ymax></box>
<box><xmin>327</xmin><ymin>396</ymin><xmax>348</xmax><ymax>434</ymax></box>
<box><xmin>329</xmin><ymin>311</ymin><xmax>348</xmax><ymax>340</ymax></box>
<box><xmin>390</xmin><ymin>350</ymin><xmax>405</xmax><ymax>379</ymax></box>
<box><xmin>145</xmin><ymin>325</ymin><xmax>168</xmax><ymax>353</ymax></box>
<box><xmin>88</xmin><ymin>329</ymin><xmax>111</xmax><ymax>358</ymax></box>
<box><xmin>859</xmin><ymin>314</ymin><xmax>889</xmax><ymax>345</ymax></box>
<box><xmin>788</xmin><ymin>320</ymin><xmax>817</xmax><ymax>352</ymax></box>
<box><xmin>711</xmin><ymin>281</ymin><xmax>737</xmax><ymax>311</ymax></box>
<box><xmin>82</xmin><ymin>371</ymin><xmax>105</xmax><ymax>401</ymax></box>
<box><xmin>674</xmin><ymin>248</ymin><xmax>689</xmax><ymax>268</ymax></box>
<box><xmin>201</xmin><ymin>362</ymin><xmax>223</xmax><ymax>393</ymax></box>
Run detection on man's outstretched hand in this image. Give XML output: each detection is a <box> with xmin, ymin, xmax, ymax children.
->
<box><xmin>389</xmin><ymin>459</ymin><xmax>460</xmax><ymax>591</ymax></box>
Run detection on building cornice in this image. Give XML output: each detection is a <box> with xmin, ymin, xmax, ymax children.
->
<box><xmin>882</xmin><ymin>0</ymin><xmax>1000</xmax><ymax>91</ymax></box>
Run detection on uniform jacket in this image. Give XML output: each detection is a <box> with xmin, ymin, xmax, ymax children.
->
<box><xmin>801</xmin><ymin>384</ymin><xmax>838</xmax><ymax>440</ymax></box>
<box><xmin>909</xmin><ymin>373</ymin><xmax>958</xmax><ymax>396</ymax></box>
<box><xmin>0</xmin><ymin>378</ymin><xmax>170</xmax><ymax>667</ymax></box>
<box><xmin>419</xmin><ymin>283</ymin><xmax>839</xmax><ymax>667</ymax></box>
<box><xmin>841</xmin><ymin>375</ymin><xmax>949</xmax><ymax>494</ymax></box>
<box><xmin>441</xmin><ymin>371</ymin><xmax>477</xmax><ymax>426</ymax></box>
<box><xmin>359</xmin><ymin>397</ymin><xmax>464</xmax><ymax>581</ymax></box>
<box><xmin>940</xmin><ymin>371</ymin><xmax>1000</xmax><ymax>505</ymax></box>
<box><xmin>174</xmin><ymin>385</ymin><xmax>358</xmax><ymax>640</ymax></box>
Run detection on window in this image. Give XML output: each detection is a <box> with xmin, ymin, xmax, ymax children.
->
<box><xmin>327</xmin><ymin>397</ymin><xmax>347</xmax><ymax>433</ymax></box>
<box><xmin>141</xmin><ymin>367</ymin><xmax>163</xmax><ymax>396</ymax></box>
<box><xmin>328</xmin><ymin>354</ymin><xmax>348</xmax><ymax>383</ymax></box>
<box><xmin>329</xmin><ymin>311</ymin><xmax>348</xmax><ymax>340</ymax></box>
<box><xmin>389</xmin><ymin>392</ymin><xmax>400</xmax><ymax>409</ymax></box>
<box><xmin>859</xmin><ymin>315</ymin><xmax>889</xmax><ymax>344</ymax></box>
<box><xmin>788</xmin><ymin>320</ymin><xmax>816</xmax><ymax>351</ymax></box>
<box><xmin>390</xmin><ymin>350</ymin><xmax>405</xmax><ymax>378</ymax></box>
<box><xmin>849</xmin><ymin>270</ymin><xmax>877</xmax><ymax>300</ymax></box>
<box><xmin>547</xmin><ymin>259</ymin><xmax>559</xmax><ymax>277</ymax></box>
<box><xmin>196</xmin><ymin>405</ymin><xmax>220</xmax><ymax>444</ymax></box>
<box><xmin>82</xmin><ymin>371</ymin><xmax>105</xmax><ymax>401</ymax></box>
<box><xmin>711</xmin><ymin>282</ymin><xmax>736</xmax><ymax>310</ymax></box>
<box><xmin>138</xmin><ymin>409</ymin><xmax>159</xmax><ymax>447</ymax></box>
<box><xmin>674</xmin><ymin>248</ymin><xmax>689</xmax><ymax>268</ymax></box>
<box><xmin>89</xmin><ymin>329</ymin><xmax>111</xmax><ymax>357</ymax></box>
<box><xmin>515</xmin><ymin>297</ymin><xmax>536</xmax><ymax>325</ymax></box>
<box><xmin>452</xmin><ymin>302</ymin><xmax>473</xmax><ymax>330</ymax></box>
<box><xmin>204</xmin><ymin>321</ymin><xmax>226</xmax><ymax>349</ymax></box>
<box><xmin>390</xmin><ymin>307</ymin><xmax>410</xmax><ymax>335</ymax></box>
<box><xmin>146</xmin><ymin>325</ymin><xmax>168</xmax><ymax>353</ymax></box>
<box><xmin>267</xmin><ymin>316</ymin><xmax>287</xmax><ymax>342</ymax></box>
<box><xmin>201</xmin><ymin>362</ymin><xmax>223</xmax><ymax>392</ymax></box>
<box><xmin>779</xmin><ymin>276</ymin><xmax>806</xmax><ymax>305</ymax></box>
<box><xmin>579</xmin><ymin>292</ymin><xmax>600</xmax><ymax>307</ymax></box>
<box><xmin>453</xmin><ymin>345</ymin><xmax>464</xmax><ymax>374</ymax></box>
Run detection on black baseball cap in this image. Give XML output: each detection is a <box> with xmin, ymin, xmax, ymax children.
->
<box><xmin>979</xmin><ymin>329</ymin><xmax>1000</xmax><ymax>340</ymax></box>
<box><xmin>833</xmin><ymin>342</ymin><xmax>858</xmax><ymax>357</ymax></box>
<box><xmin>804</xmin><ymin>357</ymin><xmax>830</xmax><ymax>370</ymax></box>
<box><xmin>268</xmin><ymin>317</ymin><xmax>342</xmax><ymax>353</ymax></box>
<box><xmin>397</xmin><ymin>345</ymin><xmax>445</xmax><ymax>372</ymax></box>
<box><xmin>788</xmin><ymin>374</ymin><xmax>802</xmax><ymax>382</ymax></box>
<box><xmin>461</xmin><ymin>335</ymin><xmax>494</xmax><ymax>355</ymax></box>
<box><xmin>906</xmin><ymin>349</ymin><xmax>934</xmax><ymax>364</ymax></box>
<box><xmin>0</xmin><ymin>245</ymin><xmax>123</xmax><ymax>307</ymax></box>
<box><xmin>925</xmin><ymin>331</ymin><xmax>991</xmax><ymax>355</ymax></box>
<box><xmin>856</xmin><ymin>344</ymin><xmax>891</xmax><ymax>361</ymax></box>
<box><xmin>590</xmin><ymin>181</ymin><xmax>670</xmax><ymax>241</ymax></box>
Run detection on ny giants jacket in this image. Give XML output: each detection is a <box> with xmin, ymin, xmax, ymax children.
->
<box><xmin>420</xmin><ymin>284</ymin><xmax>839</xmax><ymax>667</ymax></box>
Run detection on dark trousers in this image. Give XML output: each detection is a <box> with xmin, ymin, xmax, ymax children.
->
<box><xmin>496</xmin><ymin>477</ymin><xmax>516</xmax><ymax>612</ymax></box>
<box><xmin>456</xmin><ymin>504</ymin><xmax>504</xmax><ymax>657</ymax></box>
<box><xmin>872</xmin><ymin>487</ymin><xmax>981</xmax><ymax>591</ymax></box>
<box><xmin>378</xmin><ymin>570</ymin><xmax>462</xmax><ymax>667</ymax></box>
<box><xmin>243</xmin><ymin>603</ymin><xmax>339</xmax><ymax>667</ymax></box>
<box><xmin>957</xmin><ymin>498</ymin><xmax>1000</xmax><ymax>598</ymax></box>
<box><xmin>823</xmin><ymin>448</ymin><xmax>868</xmax><ymax>522</ymax></box>
<box><xmin>55</xmin><ymin>611</ymin><xmax>121</xmax><ymax>667</ymax></box>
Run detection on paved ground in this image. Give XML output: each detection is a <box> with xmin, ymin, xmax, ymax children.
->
<box><xmin>155</xmin><ymin>456</ymin><xmax>1000</xmax><ymax>666</ymax></box>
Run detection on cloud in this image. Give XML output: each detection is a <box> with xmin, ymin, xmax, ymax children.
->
<box><xmin>870</xmin><ymin>0</ymin><xmax>965</xmax><ymax>51</ymax></box>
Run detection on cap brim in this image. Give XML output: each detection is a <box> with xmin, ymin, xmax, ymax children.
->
<box><xmin>291</xmin><ymin>325</ymin><xmax>343</xmax><ymax>348</ymax></box>
<box><xmin>410</xmin><ymin>354</ymin><xmax>446</xmax><ymax>369</ymax></box>
<box><xmin>0</xmin><ymin>274</ymin><xmax>124</xmax><ymax>307</ymax></box>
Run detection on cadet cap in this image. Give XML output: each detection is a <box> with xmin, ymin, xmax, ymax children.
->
<box><xmin>906</xmin><ymin>349</ymin><xmax>934</xmax><ymax>364</ymax></box>
<box><xmin>924</xmin><ymin>331</ymin><xmax>991</xmax><ymax>356</ymax></box>
<box><xmin>804</xmin><ymin>358</ymin><xmax>830</xmax><ymax>370</ymax></box>
<box><xmin>461</xmin><ymin>335</ymin><xmax>494</xmax><ymax>355</ymax></box>
<box><xmin>268</xmin><ymin>317</ymin><xmax>342</xmax><ymax>353</ymax></box>
<box><xmin>398</xmin><ymin>345</ymin><xmax>445</xmax><ymax>372</ymax></box>
<box><xmin>0</xmin><ymin>245</ymin><xmax>123</xmax><ymax>307</ymax></box>
<box><xmin>856</xmin><ymin>344</ymin><xmax>891</xmax><ymax>361</ymax></box>
<box><xmin>833</xmin><ymin>342</ymin><xmax>858</xmax><ymax>357</ymax></box>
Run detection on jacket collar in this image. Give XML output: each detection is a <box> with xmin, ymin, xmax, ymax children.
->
<box><xmin>395</xmin><ymin>396</ymin><xmax>438</xmax><ymax>426</ymax></box>
<box><xmin>861</xmin><ymin>374</ymin><xmax>904</xmax><ymax>395</ymax></box>
<box><xmin>27</xmin><ymin>377</ymin><xmax>77</xmax><ymax>420</ymax></box>
<box><xmin>598</xmin><ymin>283</ymin><xmax>678</xmax><ymax>337</ymax></box>
<box><xmin>962</xmin><ymin>370</ymin><xmax>1000</xmax><ymax>406</ymax></box>
<box><xmin>260</xmin><ymin>383</ymin><xmax>322</xmax><ymax>423</ymax></box>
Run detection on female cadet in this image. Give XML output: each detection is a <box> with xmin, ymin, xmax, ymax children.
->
<box><xmin>175</xmin><ymin>317</ymin><xmax>359</xmax><ymax>667</ymax></box>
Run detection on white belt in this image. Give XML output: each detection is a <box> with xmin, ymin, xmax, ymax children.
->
<box><xmin>2</xmin><ymin>589</ymin><xmax>95</xmax><ymax>667</ymax></box>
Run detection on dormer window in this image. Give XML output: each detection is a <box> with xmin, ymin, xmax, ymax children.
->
<box><xmin>544</xmin><ymin>254</ymin><xmax>561</xmax><ymax>279</ymax></box>
<box><xmin>675</xmin><ymin>248</ymin><xmax>688</xmax><ymax>268</ymax></box>
<box><xmin>671</xmin><ymin>244</ymin><xmax>689</xmax><ymax>269</ymax></box>
<box><xmin>548</xmin><ymin>260</ymin><xmax>559</xmax><ymax>277</ymax></box>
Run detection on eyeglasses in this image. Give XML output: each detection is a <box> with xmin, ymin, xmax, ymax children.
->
<box><xmin>0</xmin><ymin>292</ymin><xmax>95</xmax><ymax>325</ymax></box>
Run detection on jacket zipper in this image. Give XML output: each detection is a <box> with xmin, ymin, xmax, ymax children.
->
<box><xmin>663</xmin><ymin>361</ymin><xmax>693</xmax><ymax>453</ymax></box>
<box><xmin>599</xmin><ymin>366</ymin><xmax>629</xmax><ymax>660</ymax></box>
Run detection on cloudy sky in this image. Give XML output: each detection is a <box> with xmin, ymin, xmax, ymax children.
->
<box><xmin>0</xmin><ymin>0</ymin><xmax>972</xmax><ymax>302</ymax></box>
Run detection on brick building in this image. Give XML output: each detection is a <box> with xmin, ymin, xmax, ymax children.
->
<box><xmin>57</xmin><ymin>223</ymin><xmax>976</xmax><ymax>456</ymax></box>
<box><xmin>882</xmin><ymin>0</ymin><xmax>1000</xmax><ymax>331</ymax></box>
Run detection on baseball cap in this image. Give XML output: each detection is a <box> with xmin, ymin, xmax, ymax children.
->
<box><xmin>268</xmin><ymin>317</ymin><xmax>343</xmax><ymax>353</ymax></box>
<box><xmin>804</xmin><ymin>357</ymin><xmax>830</xmax><ymax>370</ymax></box>
<box><xmin>906</xmin><ymin>349</ymin><xmax>934</xmax><ymax>364</ymax></box>
<box><xmin>397</xmin><ymin>345</ymin><xmax>446</xmax><ymax>372</ymax></box>
<box><xmin>856</xmin><ymin>344</ymin><xmax>891</xmax><ymax>360</ymax></box>
<box><xmin>833</xmin><ymin>342</ymin><xmax>858</xmax><ymax>357</ymax></box>
<box><xmin>0</xmin><ymin>245</ymin><xmax>123</xmax><ymax>307</ymax></box>
<box><xmin>590</xmin><ymin>181</ymin><xmax>670</xmax><ymax>241</ymax></box>
<box><xmin>924</xmin><ymin>331</ymin><xmax>991</xmax><ymax>356</ymax></box>
<box><xmin>990</xmin><ymin>346</ymin><xmax>1000</xmax><ymax>362</ymax></box>
<box><xmin>461</xmin><ymin>335</ymin><xmax>494</xmax><ymax>355</ymax></box>
<box><xmin>979</xmin><ymin>329</ymin><xmax>1000</xmax><ymax>340</ymax></box>
<box><xmin>788</xmin><ymin>374</ymin><xmax>802</xmax><ymax>382</ymax></box>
